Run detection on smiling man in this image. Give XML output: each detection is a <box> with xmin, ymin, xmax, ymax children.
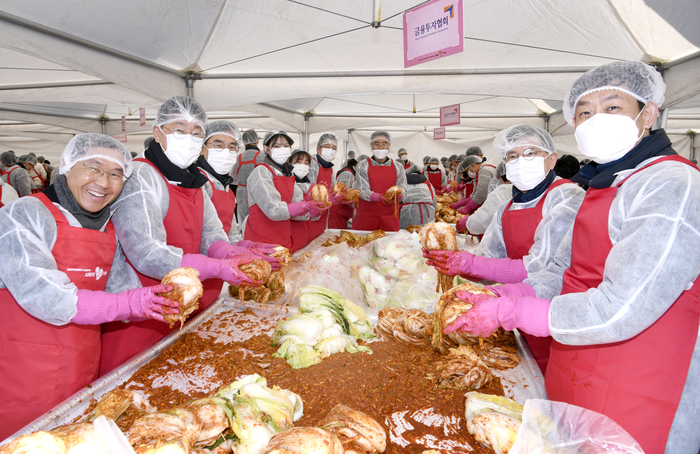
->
<box><xmin>0</xmin><ymin>134</ymin><xmax>181</xmax><ymax>438</ymax></box>
<box><xmin>442</xmin><ymin>61</ymin><xmax>700</xmax><ymax>453</ymax></box>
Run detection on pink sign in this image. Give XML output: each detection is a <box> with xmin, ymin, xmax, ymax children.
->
<box><xmin>114</xmin><ymin>134</ymin><xmax>127</xmax><ymax>143</ymax></box>
<box><xmin>440</xmin><ymin>104</ymin><xmax>461</xmax><ymax>126</ymax></box>
<box><xmin>139</xmin><ymin>108</ymin><xmax>146</xmax><ymax>126</ymax></box>
<box><xmin>121</xmin><ymin>116</ymin><xmax>126</xmax><ymax>132</ymax></box>
<box><xmin>403</xmin><ymin>0</ymin><xmax>463</xmax><ymax>68</ymax></box>
<box><xmin>434</xmin><ymin>127</ymin><xmax>446</xmax><ymax>140</ymax></box>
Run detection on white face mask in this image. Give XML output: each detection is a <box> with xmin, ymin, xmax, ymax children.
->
<box><xmin>506</xmin><ymin>156</ymin><xmax>548</xmax><ymax>191</ymax></box>
<box><xmin>467</xmin><ymin>170</ymin><xmax>477</xmax><ymax>179</ymax></box>
<box><xmin>206</xmin><ymin>147</ymin><xmax>238</xmax><ymax>175</ymax></box>
<box><xmin>320</xmin><ymin>147</ymin><xmax>337</xmax><ymax>162</ymax></box>
<box><xmin>373</xmin><ymin>149</ymin><xmax>389</xmax><ymax>160</ymax></box>
<box><xmin>399</xmin><ymin>155</ymin><xmax>407</xmax><ymax>162</ymax></box>
<box><xmin>292</xmin><ymin>163</ymin><xmax>309</xmax><ymax>179</ymax></box>
<box><xmin>270</xmin><ymin>147</ymin><xmax>292</xmax><ymax>165</ymax></box>
<box><xmin>162</xmin><ymin>133</ymin><xmax>201</xmax><ymax>169</ymax></box>
<box><xmin>430</xmin><ymin>164</ymin><xmax>438</xmax><ymax>170</ymax></box>
<box><xmin>574</xmin><ymin>110</ymin><xmax>644</xmax><ymax>164</ymax></box>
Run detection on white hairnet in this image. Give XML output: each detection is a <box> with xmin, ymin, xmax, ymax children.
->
<box><xmin>262</xmin><ymin>129</ymin><xmax>294</xmax><ymax>147</ymax></box>
<box><xmin>429</xmin><ymin>156</ymin><xmax>439</xmax><ymax>164</ymax></box>
<box><xmin>153</xmin><ymin>96</ymin><xmax>207</xmax><ymax>129</ymax></box>
<box><xmin>493</xmin><ymin>125</ymin><xmax>555</xmax><ymax>159</ymax></box>
<box><xmin>317</xmin><ymin>133</ymin><xmax>338</xmax><ymax>148</ymax></box>
<box><xmin>370</xmin><ymin>131</ymin><xmax>391</xmax><ymax>144</ymax></box>
<box><xmin>58</xmin><ymin>133</ymin><xmax>133</xmax><ymax>177</ymax></box>
<box><xmin>563</xmin><ymin>61</ymin><xmax>666</xmax><ymax>126</ymax></box>
<box><xmin>448</xmin><ymin>154</ymin><xmax>458</xmax><ymax>162</ymax></box>
<box><xmin>495</xmin><ymin>161</ymin><xmax>507</xmax><ymax>178</ymax></box>
<box><xmin>242</xmin><ymin>129</ymin><xmax>259</xmax><ymax>145</ymax></box>
<box><xmin>205</xmin><ymin>120</ymin><xmax>241</xmax><ymax>145</ymax></box>
<box><xmin>0</xmin><ymin>151</ymin><xmax>16</xmax><ymax>166</ymax></box>
<box><xmin>458</xmin><ymin>156</ymin><xmax>482</xmax><ymax>172</ymax></box>
<box><xmin>466</xmin><ymin>146</ymin><xmax>483</xmax><ymax>156</ymax></box>
<box><xmin>18</xmin><ymin>154</ymin><xmax>36</xmax><ymax>166</ymax></box>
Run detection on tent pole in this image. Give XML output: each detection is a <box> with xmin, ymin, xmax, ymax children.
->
<box><xmin>372</xmin><ymin>0</ymin><xmax>381</xmax><ymax>28</ymax></box>
<box><xmin>304</xmin><ymin>114</ymin><xmax>310</xmax><ymax>151</ymax></box>
<box><xmin>99</xmin><ymin>117</ymin><xmax>107</xmax><ymax>135</ymax></box>
<box><xmin>544</xmin><ymin>114</ymin><xmax>550</xmax><ymax>132</ymax></box>
<box><xmin>691</xmin><ymin>132</ymin><xmax>697</xmax><ymax>162</ymax></box>
<box><xmin>184</xmin><ymin>73</ymin><xmax>201</xmax><ymax>99</ymax></box>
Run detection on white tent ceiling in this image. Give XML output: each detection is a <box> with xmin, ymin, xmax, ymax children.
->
<box><xmin>0</xmin><ymin>0</ymin><xmax>698</xmax><ymax>164</ymax></box>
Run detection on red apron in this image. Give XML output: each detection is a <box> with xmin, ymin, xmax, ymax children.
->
<box><xmin>0</xmin><ymin>193</ymin><xmax>115</xmax><ymax>439</ymax></box>
<box><xmin>307</xmin><ymin>158</ymin><xmax>332</xmax><ymax>241</ymax></box>
<box><xmin>426</xmin><ymin>169</ymin><xmax>443</xmax><ymax>193</ymax></box>
<box><xmin>289</xmin><ymin>184</ymin><xmax>311</xmax><ymax>252</ymax></box>
<box><xmin>99</xmin><ymin>158</ymin><xmax>222</xmax><ymax>376</ymax></box>
<box><xmin>1</xmin><ymin>166</ymin><xmax>20</xmax><ymax>193</ymax></box>
<box><xmin>201</xmin><ymin>170</ymin><xmax>236</xmax><ymax>233</ymax></box>
<box><xmin>546</xmin><ymin>156</ymin><xmax>700</xmax><ymax>453</ymax></box>
<box><xmin>329</xmin><ymin>170</ymin><xmax>355</xmax><ymax>229</ymax></box>
<box><xmin>501</xmin><ymin>179</ymin><xmax>569</xmax><ymax>374</ymax></box>
<box><xmin>403</xmin><ymin>161</ymin><xmax>411</xmax><ymax>170</ymax></box>
<box><xmin>236</xmin><ymin>150</ymin><xmax>260</xmax><ymax>188</ymax></box>
<box><xmin>401</xmin><ymin>182</ymin><xmax>435</xmax><ymax>225</ymax></box>
<box><xmin>244</xmin><ymin>163</ymin><xmax>296</xmax><ymax>251</ymax></box>
<box><xmin>352</xmin><ymin>158</ymin><xmax>400</xmax><ymax>232</ymax></box>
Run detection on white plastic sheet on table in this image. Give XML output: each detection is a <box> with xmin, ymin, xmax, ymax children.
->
<box><xmin>3</xmin><ymin>229</ymin><xmax>546</xmax><ymax>445</ymax></box>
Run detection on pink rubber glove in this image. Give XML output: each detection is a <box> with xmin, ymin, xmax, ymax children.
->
<box><xmin>308</xmin><ymin>201</ymin><xmax>330</xmax><ymax>218</ymax></box>
<box><xmin>369</xmin><ymin>192</ymin><xmax>382</xmax><ymax>203</ymax></box>
<box><xmin>288</xmin><ymin>201</ymin><xmax>312</xmax><ymax>217</ymax></box>
<box><xmin>487</xmin><ymin>282</ymin><xmax>537</xmax><ymax>298</ymax></box>
<box><xmin>233</xmin><ymin>240</ymin><xmax>281</xmax><ymax>271</ymax></box>
<box><xmin>396</xmin><ymin>192</ymin><xmax>404</xmax><ymax>202</ymax></box>
<box><xmin>328</xmin><ymin>190</ymin><xmax>344</xmax><ymax>204</ymax></box>
<box><xmin>450</xmin><ymin>198</ymin><xmax>469</xmax><ymax>209</ymax></box>
<box><xmin>444</xmin><ymin>293</ymin><xmax>551</xmax><ymax>337</ymax></box>
<box><xmin>72</xmin><ymin>285</ymin><xmax>179</xmax><ymax>324</ymax></box>
<box><xmin>457</xmin><ymin>199</ymin><xmax>479</xmax><ymax>214</ymax></box>
<box><xmin>457</xmin><ymin>183</ymin><xmax>467</xmax><ymax>190</ymax></box>
<box><xmin>456</xmin><ymin>216</ymin><xmax>469</xmax><ymax>233</ymax></box>
<box><xmin>207</xmin><ymin>239</ymin><xmax>248</xmax><ymax>259</ymax></box>
<box><xmin>181</xmin><ymin>253</ymin><xmax>262</xmax><ymax>286</ymax></box>
<box><xmin>303</xmin><ymin>184</ymin><xmax>315</xmax><ymax>202</ymax></box>
<box><xmin>425</xmin><ymin>250</ymin><xmax>528</xmax><ymax>283</ymax></box>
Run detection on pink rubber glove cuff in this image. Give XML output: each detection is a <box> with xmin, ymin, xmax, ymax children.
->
<box><xmin>369</xmin><ymin>192</ymin><xmax>382</xmax><ymax>203</ymax></box>
<box><xmin>488</xmin><ymin>282</ymin><xmax>537</xmax><ymax>298</ymax></box>
<box><xmin>464</xmin><ymin>199</ymin><xmax>479</xmax><ymax>213</ymax></box>
<box><xmin>497</xmin><ymin>296</ymin><xmax>551</xmax><ymax>337</ymax></box>
<box><xmin>288</xmin><ymin>201</ymin><xmax>311</xmax><ymax>218</ymax></box>
<box><xmin>470</xmin><ymin>255</ymin><xmax>528</xmax><ymax>284</ymax></box>
<box><xmin>181</xmin><ymin>253</ymin><xmax>222</xmax><ymax>281</ymax></box>
<box><xmin>328</xmin><ymin>191</ymin><xmax>344</xmax><ymax>204</ymax></box>
<box><xmin>208</xmin><ymin>240</ymin><xmax>247</xmax><ymax>260</ymax></box>
<box><xmin>456</xmin><ymin>216</ymin><xmax>468</xmax><ymax>233</ymax></box>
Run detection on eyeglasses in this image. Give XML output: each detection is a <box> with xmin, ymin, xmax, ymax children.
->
<box><xmin>371</xmin><ymin>141</ymin><xmax>390</xmax><ymax>150</ymax></box>
<box><xmin>161</xmin><ymin>126</ymin><xmax>205</xmax><ymax>144</ymax></box>
<box><xmin>504</xmin><ymin>148</ymin><xmax>549</xmax><ymax>164</ymax></box>
<box><xmin>207</xmin><ymin>140</ymin><xmax>239</xmax><ymax>152</ymax></box>
<box><xmin>81</xmin><ymin>162</ymin><xmax>126</xmax><ymax>183</ymax></box>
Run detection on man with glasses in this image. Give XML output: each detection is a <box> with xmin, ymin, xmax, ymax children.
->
<box><xmin>424</xmin><ymin>125</ymin><xmax>584</xmax><ymax>373</ymax></box>
<box><xmin>352</xmin><ymin>131</ymin><xmax>407</xmax><ymax>231</ymax></box>
<box><xmin>197</xmin><ymin>120</ymin><xmax>241</xmax><ymax>243</ymax></box>
<box><xmin>101</xmin><ymin>96</ymin><xmax>273</xmax><ymax>376</ymax></box>
<box><xmin>0</xmin><ymin>134</ymin><xmax>182</xmax><ymax>438</ymax></box>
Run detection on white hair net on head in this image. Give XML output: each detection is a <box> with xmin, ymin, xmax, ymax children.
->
<box><xmin>58</xmin><ymin>133</ymin><xmax>133</xmax><ymax>177</ymax></box>
<box><xmin>262</xmin><ymin>129</ymin><xmax>294</xmax><ymax>147</ymax></box>
<box><xmin>370</xmin><ymin>130</ymin><xmax>391</xmax><ymax>144</ymax></box>
<box><xmin>317</xmin><ymin>133</ymin><xmax>338</xmax><ymax>148</ymax></box>
<box><xmin>429</xmin><ymin>156</ymin><xmax>439</xmax><ymax>164</ymax></box>
<box><xmin>493</xmin><ymin>124</ymin><xmax>555</xmax><ymax>159</ymax></box>
<box><xmin>563</xmin><ymin>61</ymin><xmax>666</xmax><ymax>126</ymax></box>
<box><xmin>242</xmin><ymin>129</ymin><xmax>259</xmax><ymax>145</ymax></box>
<box><xmin>153</xmin><ymin>96</ymin><xmax>207</xmax><ymax>129</ymax></box>
<box><xmin>495</xmin><ymin>161</ymin><xmax>507</xmax><ymax>178</ymax></box>
<box><xmin>205</xmin><ymin>120</ymin><xmax>241</xmax><ymax>145</ymax></box>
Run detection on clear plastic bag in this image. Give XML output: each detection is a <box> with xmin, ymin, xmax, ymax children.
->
<box><xmin>371</xmin><ymin>231</ymin><xmax>432</xmax><ymax>278</ymax></box>
<box><xmin>510</xmin><ymin>399</ymin><xmax>644</xmax><ymax>454</ymax></box>
<box><xmin>357</xmin><ymin>265</ymin><xmax>397</xmax><ymax>311</ymax></box>
<box><xmin>386</xmin><ymin>272</ymin><xmax>441</xmax><ymax>313</ymax></box>
<box><xmin>283</xmin><ymin>242</ymin><xmax>372</xmax><ymax>309</ymax></box>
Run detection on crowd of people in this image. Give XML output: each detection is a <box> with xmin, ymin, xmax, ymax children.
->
<box><xmin>0</xmin><ymin>60</ymin><xmax>697</xmax><ymax>453</ymax></box>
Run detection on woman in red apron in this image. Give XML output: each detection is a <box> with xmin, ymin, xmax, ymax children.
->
<box><xmin>0</xmin><ymin>152</ymin><xmax>32</xmax><ymax>197</ymax></box>
<box><xmin>0</xmin><ymin>134</ymin><xmax>179</xmax><ymax>439</ymax></box>
<box><xmin>425</xmin><ymin>157</ymin><xmax>446</xmax><ymax>194</ymax></box>
<box><xmin>308</xmin><ymin>134</ymin><xmax>338</xmax><ymax>241</ymax></box>
<box><xmin>103</xmin><ymin>97</ymin><xmax>265</xmax><ymax>376</ymax></box>
<box><xmin>450</xmin><ymin>156</ymin><xmax>496</xmax><ymax>214</ymax></box>
<box><xmin>426</xmin><ymin>125</ymin><xmax>585</xmax><ymax>374</ymax></box>
<box><xmin>441</xmin><ymin>62</ymin><xmax>700</xmax><ymax>452</ymax></box>
<box><xmin>244</xmin><ymin>129</ymin><xmax>328</xmax><ymax>253</ymax></box>
<box><xmin>289</xmin><ymin>150</ymin><xmax>313</xmax><ymax>251</ymax></box>
<box><xmin>352</xmin><ymin>131</ymin><xmax>407</xmax><ymax>232</ymax></box>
